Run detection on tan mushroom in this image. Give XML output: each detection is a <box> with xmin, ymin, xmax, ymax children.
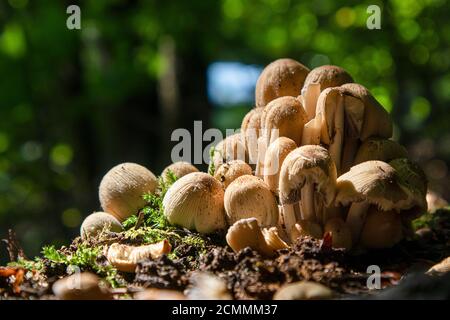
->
<box><xmin>324</xmin><ymin>218</ymin><xmax>352</xmax><ymax>250</ymax></box>
<box><xmin>263</xmin><ymin>137</ymin><xmax>297</xmax><ymax>195</ymax></box>
<box><xmin>241</xmin><ymin>108</ymin><xmax>263</xmax><ymax>166</ymax></box>
<box><xmin>359</xmin><ymin>207</ymin><xmax>403</xmax><ymax>249</ymax></box>
<box><xmin>353</xmin><ymin>138</ymin><xmax>408</xmax><ymax>165</ymax></box>
<box><xmin>163</xmin><ymin>172</ymin><xmax>227</xmax><ymax>233</ymax></box>
<box><xmin>134</xmin><ymin>289</ymin><xmax>186</xmax><ymax>300</ymax></box>
<box><xmin>255</xmin><ymin>58</ymin><xmax>310</xmax><ymax>108</ymax></box>
<box><xmin>224</xmin><ymin>175</ymin><xmax>278</xmax><ymax>227</ymax></box>
<box><xmin>303</xmin><ymin>65</ymin><xmax>354</xmax><ymax>92</ymax></box>
<box><xmin>279</xmin><ymin>145</ymin><xmax>337</xmax><ymax>242</ymax></box>
<box><xmin>214</xmin><ymin>160</ymin><xmax>253</xmax><ymax>189</ymax></box>
<box><xmin>426</xmin><ymin>257</ymin><xmax>450</xmax><ymax>275</ymax></box>
<box><xmin>52</xmin><ymin>272</ymin><xmax>112</xmax><ymax>300</ymax></box>
<box><xmin>80</xmin><ymin>212</ymin><xmax>123</xmax><ymax>240</ymax></box>
<box><xmin>107</xmin><ymin>240</ymin><xmax>171</xmax><ymax>272</ymax></box>
<box><xmin>335</xmin><ymin>160</ymin><xmax>426</xmax><ymax>248</ymax></box>
<box><xmin>226</xmin><ymin>218</ymin><xmax>288</xmax><ymax>257</ymax></box>
<box><xmin>161</xmin><ymin>161</ymin><xmax>199</xmax><ymax>183</ymax></box>
<box><xmin>99</xmin><ymin>162</ymin><xmax>158</xmax><ymax>221</ymax></box>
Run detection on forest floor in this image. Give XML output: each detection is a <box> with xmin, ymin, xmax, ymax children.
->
<box><xmin>1</xmin><ymin>197</ymin><xmax>449</xmax><ymax>300</ymax></box>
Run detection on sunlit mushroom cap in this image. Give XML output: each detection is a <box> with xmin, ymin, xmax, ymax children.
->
<box><xmin>303</xmin><ymin>65</ymin><xmax>353</xmax><ymax>92</ymax></box>
<box><xmin>212</xmin><ymin>133</ymin><xmax>248</xmax><ymax>169</ymax></box>
<box><xmin>161</xmin><ymin>162</ymin><xmax>199</xmax><ymax>183</ymax></box>
<box><xmin>279</xmin><ymin>145</ymin><xmax>337</xmax><ymax>206</ymax></box>
<box><xmin>214</xmin><ymin>160</ymin><xmax>253</xmax><ymax>189</ymax></box>
<box><xmin>315</xmin><ymin>87</ymin><xmax>344</xmax><ymax>145</ymax></box>
<box><xmin>80</xmin><ymin>211</ymin><xmax>123</xmax><ymax>240</ymax></box>
<box><xmin>353</xmin><ymin>138</ymin><xmax>408</xmax><ymax>165</ymax></box>
<box><xmin>261</xmin><ymin>96</ymin><xmax>308</xmax><ymax>146</ymax></box>
<box><xmin>224</xmin><ymin>175</ymin><xmax>278</xmax><ymax>227</ymax></box>
<box><xmin>335</xmin><ymin>160</ymin><xmax>413</xmax><ymax>211</ymax></box>
<box><xmin>163</xmin><ymin>172</ymin><xmax>227</xmax><ymax>233</ymax></box>
<box><xmin>255</xmin><ymin>58</ymin><xmax>310</xmax><ymax>108</ymax></box>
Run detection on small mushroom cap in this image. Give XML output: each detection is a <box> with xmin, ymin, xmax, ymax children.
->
<box><xmin>303</xmin><ymin>65</ymin><xmax>353</xmax><ymax>92</ymax></box>
<box><xmin>426</xmin><ymin>190</ymin><xmax>448</xmax><ymax>213</ymax></box>
<box><xmin>335</xmin><ymin>160</ymin><xmax>412</xmax><ymax>211</ymax></box>
<box><xmin>226</xmin><ymin>218</ymin><xmax>268</xmax><ymax>254</ymax></box>
<box><xmin>273</xmin><ymin>281</ymin><xmax>334</xmax><ymax>300</ymax></box>
<box><xmin>360</xmin><ymin>207</ymin><xmax>403</xmax><ymax>249</ymax></box>
<box><xmin>261</xmin><ymin>96</ymin><xmax>308</xmax><ymax>145</ymax></box>
<box><xmin>341</xmin><ymin>83</ymin><xmax>393</xmax><ymax>140</ymax></box>
<box><xmin>52</xmin><ymin>272</ymin><xmax>112</xmax><ymax>300</ymax></box>
<box><xmin>212</xmin><ymin>133</ymin><xmax>248</xmax><ymax>169</ymax></box>
<box><xmin>315</xmin><ymin>87</ymin><xmax>344</xmax><ymax>145</ymax></box>
<box><xmin>99</xmin><ymin>162</ymin><xmax>158</xmax><ymax>221</ymax></box>
<box><xmin>161</xmin><ymin>162</ymin><xmax>199</xmax><ymax>183</ymax></box>
<box><xmin>263</xmin><ymin>137</ymin><xmax>297</xmax><ymax>194</ymax></box>
<box><xmin>426</xmin><ymin>257</ymin><xmax>450</xmax><ymax>275</ymax></box>
<box><xmin>214</xmin><ymin>160</ymin><xmax>253</xmax><ymax>189</ymax></box>
<box><xmin>324</xmin><ymin>218</ymin><xmax>352</xmax><ymax>250</ymax></box>
<box><xmin>279</xmin><ymin>145</ymin><xmax>337</xmax><ymax>206</ymax></box>
<box><xmin>224</xmin><ymin>175</ymin><xmax>278</xmax><ymax>227</ymax></box>
<box><xmin>255</xmin><ymin>58</ymin><xmax>310</xmax><ymax>108</ymax></box>
<box><xmin>80</xmin><ymin>212</ymin><xmax>123</xmax><ymax>240</ymax></box>
<box><xmin>163</xmin><ymin>172</ymin><xmax>227</xmax><ymax>233</ymax></box>
<box><xmin>354</xmin><ymin>138</ymin><xmax>408</xmax><ymax>165</ymax></box>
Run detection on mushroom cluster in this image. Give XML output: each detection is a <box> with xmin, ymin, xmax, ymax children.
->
<box><xmin>204</xmin><ymin>58</ymin><xmax>427</xmax><ymax>252</ymax></box>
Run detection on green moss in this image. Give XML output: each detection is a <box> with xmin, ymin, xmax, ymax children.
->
<box><xmin>208</xmin><ymin>146</ymin><xmax>216</xmax><ymax>176</ymax></box>
<box><xmin>412</xmin><ymin>206</ymin><xmax>450</xmax><ymax>231</ymax></box>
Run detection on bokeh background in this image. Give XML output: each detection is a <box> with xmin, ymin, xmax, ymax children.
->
<box><xmin>0</xmin><ymin>0</ymin><xmax>449</xmax><ymax>262</ymax></box>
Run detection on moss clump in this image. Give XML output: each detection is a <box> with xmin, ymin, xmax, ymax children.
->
<box><xmin>208</xmin><ymin>146</ymin><xmax>216</xmax><ymax>176</ymax></box>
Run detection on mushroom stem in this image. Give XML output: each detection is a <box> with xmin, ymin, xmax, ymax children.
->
<box><xmin>300</xmin><ymin>183</ymin><xmax>316</xmax><ymax>222</ymax></box>
<box><xmin>341</xmin><ymin>137</ymin><xmax>359</xmax><ymax>173</ymax></box>
<box><xmin>255</xmin><ymin>136</ymin><xmax>267</xmax><ymax>177</ymax></box>
<box><xmin>301</xmin><ymin>117</ymin><xmax>322</xmax><ymax>146</ymax></box>
<box><xmin>303</xmin><ymin>83</ymin><xmax>321</xmax><ymax>121</ymax></box>
<box><xmin>346</xmin><ymin>201</ymin><xmax>370</xmax><ymax>243</ymax></box>
<box><xmin>328</xmin><ymin>97</ymin><xmax>344</xmax><ymax>173</ymax></box>
<box><xmin>281</xmin><ymin>203</ymin><xmax>298</xmax><ymax>243</ymax></box>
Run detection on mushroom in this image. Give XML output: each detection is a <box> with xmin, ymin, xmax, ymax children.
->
<box><xmin>163</xmin><ymin>172</ymin><xmax>227</xmax><ymax>233</ymax></box>
<box><xmin>226</xmin><ymin>218</ymin><xmax>288</xmax><ymax>257</ymax></box>
<box><xmin>107</xmin><ymin>240</ymin><xmax>171</xmax><ymax>272</ymax></box>
<box><xmin>353</xmin><ymin>138</ymin><xmax>408</xmax><ymax>165</ymax></box>
<box><xmin>241</xmin><ymin>108</ymin><xmax>263</xmax><ymax>166</ymax></box>
<box><xmin>99</xmin><ymin>162</ymin><xmax>158</xmax><ymax>221</ymax></box>
<box><xmin>214</xmin><ymin>160</ymin><xmax>252</xmax><ymax>189</ymax></box>
<box><xmin>263</xmin><ymin>137</ymin><xmax>297</xmax><ymax>195</ymax></box>
<box><xmin>323</xmin><ymin>218</ymin><xmax>352</xmax><ymax>250</ymax></box>
<box><xmin>52</xmin><ymin>272</ymin><xmax>112</xmax><ymax>300</ymax></box>
<box><xmin>186</xmin><ymin>272</ymin><xmax>232</xmax><ymax>300</ymax></box>
<box><xmin>301</xmin><ymin>65</ymin><xmax>353</xmax><ymax>121</ymax></box>
<box><xmin>359</xmin><ymin>207</ymin><xmax>403</xmax><ymax>249</ymax></box>
<box><xmin>273</xmin><ymin>281</ymin><xmax>334</xmax><ymax>300</ymax></box>
<box><xmin>335</xmin><ymin>160</ymin><xmax>426</xmax><ymax>248</ymax></box>
<box><xmin>279</xmin><ymin>145</ymin><xmax>337</xmax><ymax>242</ymax></box>
<box><xmin>255</xmin><ymin>58</ymin><xmax>310</xmax><ymax>108</ymax></box>
<box><xmin>212</xmin><ymin>133</ymin><xmax>248</xmax><ymax>169</ymax></box>
<box><xmin>339</xmin><ymin>83</ymin><xmax>393</xmax><ymax>172</ymax></box>
<box><xmin>426</xmin><ymin>257</ymin><xmax>450</xmax><ymax>275</ymax></box>
<box><xmin>224</xmin><ymin>175</ymin><xmax>278</xmax><ymax>227</ymax></box>
<box><xmin>80</xmin><ymin>212</ymin><xmax>123</xmax><ymax>240</ymax></box>
<box><xmin>161</xmin><ymin>161</ymin><xmax>199</xmax><ymax>183</ymax></box>
<box><xmin>426</xmin><ymin>190</ymin><xmax>448</xmax><ymax>213</ymax></box>
<box><xmin>261</xmin><ymin>96</ymin><xmax>308</xmax><ymax>146</ymax></box>
<box><xmin>303</xmin><ymin>65</ymin><xmax>354</xmax><ymax>92</ymax></box>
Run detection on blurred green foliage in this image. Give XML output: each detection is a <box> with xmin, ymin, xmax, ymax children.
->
<box><xmin>0</xmin><ymin>0</ymin><xmax>449</xmax><ymax>261</ymax></box>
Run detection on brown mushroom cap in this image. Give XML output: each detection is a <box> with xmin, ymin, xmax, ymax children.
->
<box><xmin>261</xmin><ymin>96</ymin><xmax>308</xmax><ymax>146</ymax></box>
<box><xmin>340</xmin><ymin>83</ymin><xmax>393</xmax><ymax>140</ymax></box>
<box><xmin>360</xmin><ymin>207</ymin><xmax>403</xmax><ymax>249</ymax></box>
<box><xmin>273</xmin><ymin>281</ymin><xmax>334</xmax><ymax>300</ymax></box>
<box><xmin>80</xmin><ymin>212</ymin><xmax>123</xmax><ymax>240</ymax></box>
<box><xmin>353</xmin><ymin>138</ymin><xmax>408</xmax><ymax>165</ymax></box>
<box><xmin>263</xmin><ymin>137</ymin><xmax>297</xmax><ymax>194</ymax></box>
<box><xmin>52</xmin><ymin>272</ymin><xmax>112</xmax><ymax>300</ymax></box>
<box><xmin>303</xmin><ymin>65</ymin><xmax>353</xmax><ymax>92</ymax></box>
<box><xmin>214</xmin><ymin>160</ymin><xmax>253</xmax><ymax>189</ymax></box>
<box><xmin>224</xmin><ymin>175</ymin><xmax>278</xmax><ymax>227</ymax></box>
<box><xmin>161</xmin><ymin>162</ymin><xmax>199</xmax><ymax>183</ymax></box>
<box><xmin>279</xmin><ymin>145</ymin><xmax>337</xmax><ymax>206</ymax></box>
<box><xmin>255</xmin><ymin>58</ymin><xmax>310</xmax><ymax>108</ymax></box>
<box><xmin>163</xmin><ymin>172</ymin><xmax>227</xmax><ymax>233</ymax></box>
<box><xmin>335</xmin><ymin>160</ymin><xmax>412</xmax><ymax>211</ymax></box>
<box><xmin>99</xmin><ymin>162</ymin><xmax>158</xmax><ymax>221</ymax></box>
